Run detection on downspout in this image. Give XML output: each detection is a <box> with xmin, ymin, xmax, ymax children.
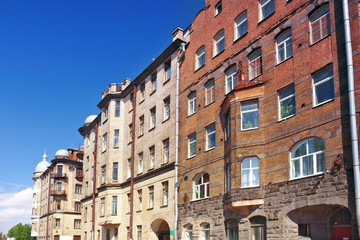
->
<box><xmin>342</xmin><ymin>0</ymin><xmax>360</xmax><ymax>237</ymax></box>
<box><xmin>175</xmin><ymin>43</ymin><xmax>185</xmax><ymax>240</ymax></box>
<box><xmin>46</xmin><ymin>167</ymin><xmax>52</xmax><ymax>240</ymax></box>
<box><xmin>92</xmin><ymin>123</ymin><xmax>98</xmax><ymax>240</ymax></box>
<box><xmin>130</xmin><ymin>86</ymin><xmax>137</xmax><ymax>240</ymax></box>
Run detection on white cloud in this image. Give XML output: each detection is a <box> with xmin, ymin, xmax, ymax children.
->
<box><xmin>0</xmin><ymin>187</ymin><xmax>33</xmax><ymax>234</ymax></box>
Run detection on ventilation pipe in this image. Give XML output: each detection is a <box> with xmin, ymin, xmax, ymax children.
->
<box><xmin>342</xmin><ymin>0</ymin><xmax>360</xmax><ymax>237</ymax></box>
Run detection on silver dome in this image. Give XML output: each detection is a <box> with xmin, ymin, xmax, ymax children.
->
<box><xmin>84</xmin><ymin>115</ymin><xmax>97</xmax><ymax>125</ymax></box>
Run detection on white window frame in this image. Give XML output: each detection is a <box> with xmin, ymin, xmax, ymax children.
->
<box><xmin>139</xmin><ymin>83</ymin><xmax>145</xmax><ymax>102</ymax></box>
<box><xmin>206</xmin><ymin>124</ymin><xmax>216</xmax><ymax>150</ymax></box>
<box><xmin>235</xmin><ymin>12</ymin><xmax>248</xmax><ymax>40</ymax></box>
<box><xmin>150</xmin><ymin>107</ymin><xmax>156</xmax><ymax>129</ymax></box>
<box><xmin>115</xmin><ymin>100</ymin><xmax>120</xmax><ymax>117</ymax></box>
<box><xmin>165</xmin><ymin>60</ymin><xmax>171</xmax><ymax>82</ymax></box>
<box><xmin>196</xmin><ymin>46</ymin><xmax>205</xmax><ymax>70</ymax></box>
<box><xmin>101</xmin><ymin>165</ymin><xmax>106</xmax><ymax>184</ymax></box>
<box><xmin>241</xmin><ymin>157</ymin><xmax>260</xmax><ymax>188</ymax></box>
<box><xmin>127</xmin><ymin>159</ymin><xmax>131</xmax><ymax>178</ymax></box>
<box><xmin>188</xmin><ymin>133</ymin><xmax>197</xmax><ymax>158</ymax></box>
<box><xmin>102</xmin><ymin>133</ymin><xmax>107</xmax><ymax>152</ymax></box>
<box><xmin>290</xmin><ymin>138</ymin><xmax>326</xmax><ymax>179</ymax></box>
<box><xmin>138</xmin><ymin>190</ymin><xmax>142</xmax><ymax>211</ymax></box>
<box><xmin>114</xmin><ymin>129</ymin><xmax>119</xmax><ymax>148</ymax></box>
<box><xmin>138</xmin><ymin>153</ymin><xmax>143</xmax><ymax>174</ymax></box>
<box><xmin>103</xmin><ymin>105</ymin><xmax>108</xmax><ymax>122</ymax></box>
<box><xmin>185</xmin><ymin>225</ymin><xmax>193</xmax><ymax>240</ymax></box>
<box><xmin>241</xmin><ymin>100</ymin><xmax>259</xmax><ymax>131</ymax></box>
<box><xmin>248</xmin><ymin>49</ymin><xmax>262</xmax><ymax>80</ymax></box>
<box><xmin>148</xmin><ymin>186</ymin><xmax>154</xmax><ymax>209</ymax></box>
<box><xmin>188</xmin><ymin>92</ymin><xmax>197</xmax><ymax>116</ymax></box>
<box><xmin>139</xmin><ymin>115</ymin><xmax>144</xmax><ymax>136</ymax></box>
<box><xmin>260</xmin><ymin>0</ymin><xmax>275</xmax><ymax>21</ymax></box>
<box><xmin>276</xmin><ymin>29</ymin><xmax>293</xmax><ymax>64</ymax></box>
<box><xmin>101</xmin><ymin>198</ymin><xmax>105</xmax><ymax>216</ymax></box>
<box><xmin>225</xmin><ymin>65</ymin><xmax>237</xmax><ymax>94</ymax></box>
<box><xmin>309</xmin><ymin>5</ymin><xmax>330</xmax><ymax>44</ymax></box>
<box><xmin>225</xmin><ymin>112</ymin><xmax>231</xmax><ymax>140</ymax></box>
<box><xmin>312</xmin><ymin>66</ymin><xmax>334</xmax><ymax>106</ymax></box>
<box><xmin>201</xmin><ymin>223</ymin><xmax>210</xmax><ymax>240</ymax></box>
<box><xmin>151</xmin><ymin>73</ymin><xmax>157</xmax><ymax>92</ymax></box>
<box><xmin>162</xmin><ymin>181</ymin><xmax>168</xmax><ymax>206</ymax></box>
<box><xmin>112</xmin><ymin>196</ymin><xmax>117</xmax><ymax>215</ymax></box>
<box><xmin>215</xmin><ymin>1</ymin><xmax>222</xmax><ymax>16</ymax></box>
<box><xmin>163</xmin><ymin>139</ymin><xmax>169</xmax><ymax>163</ymax></box>
<box><xmin>193</xmin><ymin>173</ymin><xmax>209</xmax><ymax>200</ymax></box>
<box><xmin>205</xmin><ymin>80</ymin><xmax>215</xmax><ymax>105</ymax></box>
<box><xmin>278</xmin><ymin>85</ymin><xmax>296</xmax><ymax>120</ymax></box>
<box><xmin>149</xmin><ymin>146</ymin><xmax>155</xmax><ymax>169</ymax></box>
<box><xmin>163</xmin><ymin>97</ymin><xmax>170</xmax><ymax>121</ymax></box>
<box><xmin>214</xmin><ymin>31</ymin><xmax>225</xmax><ymax>56</ymax></box>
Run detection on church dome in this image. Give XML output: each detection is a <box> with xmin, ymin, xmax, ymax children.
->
<box><xmin>84</xmin><ymin>115</ymin><xmax>97</xmax><ymax>125</ymax></box>
<box><xmin>55</xmin><ymin>149</ymin><xmax>69</xmax><ymax>158</ymax></box>
<box><xmin>34</xmin><ymin>152</ymin><xmax>50</xmax><ymax>173</ymax></box>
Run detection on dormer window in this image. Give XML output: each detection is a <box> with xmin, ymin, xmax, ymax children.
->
<box><xmin>215</xmin><ymin>2</ymin><xmax>222</xmax><ymax>16</ymax></box>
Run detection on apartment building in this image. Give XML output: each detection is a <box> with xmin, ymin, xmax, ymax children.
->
<box><xmin>177</xmin><ymin>0</ymin><xmax>360</xmax><ymax>239</ymax></box>
<box><xmin>78</xmin><ymin>37</ymin><xmax>184</xmax><ymax>240</ymax></box>
<box><xmin>32</xmin><ymin>148</ymin><xmax>83</xmax><ymax>240</ymax></box>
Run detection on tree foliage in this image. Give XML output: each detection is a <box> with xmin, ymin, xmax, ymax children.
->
<box><xmin>7</xmin><ymin>223</ymin><xmax>34</xmax><ymax>240</ymax></box>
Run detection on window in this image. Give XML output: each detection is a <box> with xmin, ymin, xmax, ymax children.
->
<box><xmin>193</xmin><ymin>173</ymin><xmax>209</xmax><ymax>200</ymax></box>
<box><xmin>162</xmin><ymin>181</ymin><xmax>169</xmax><ymax>206</ymax></box>
<box><xmin>74</xmin><ymin>219</ymin><xmax>81</xmax><ymax>229</ymax></box>
<box><xmin>188</xmin><ymin>92</ymin><xmax>196</xmax><ymax>115</ymax></box>
<box><xmin>226</xmin><ymin>220</ymin><xmax>238</xmax><ymax>240</ymax></box>
<box><xmin>235</xmin><ymin>12</ymin><xmax>248</xmax><ymax>40</ymax></box>
<box><xmin>205</xmin><ymin>80</ymin><xmax>215</xmax><ymax>105</ymax></box>
<box><xmin>114</xmin><ymin>129</ymin><xmax>119</xmax><ymax>148</ymax></box>
<box><xmin>115</xmin><ymin>100</ymin><xmax>120</xmax><ymax>117</ymax></box>
<box><xmin>57</xmin><ymin>182</ymin><xmax>62</xmax><ymax>192</ymax></box>
<box><xmin>310</xmin><ymin>4</ymin><xmax>330</xmax><ymax>44</ymax></box>
<box><xmin>101</xmin><ymin>165</ymin><xmax>106</xmax><ymax>184</ymax></box>
<box><xmin>139</xmin><ymin>115</ymin><xmax>144</xmax><ymax>136</ymax></box>
<box><xmin>150</xmin><ymin>107</ymin><xmax>156</xmax><ymax>129</ymax></box>
<box><xmin>214</xmin><ymin>31</ymin><xmax>225</xmax><ymax>56</ymax></box>
<box><xmin>149</xmin><ymin>146</ymin><xmax>155</xmax><ymax>169</ymax></box>
<box><xmin>251</xmin><ymin>216</ymin><xmax>266</xmax><ymax>240</ymax></box>
<box><xmin>151</xmin><ymin>73</ymin><xmax>157</xmax><ymax>92</ymax></box>
<box><xmin>128</xmin><ymin>124</ymin><xmax>133</xmax><ymax>143</ymax></box>
<box><xmin>127</xmin><ymin>227</ymin><xmax>130</xmax><ymax>240</ymax></box>
<box><xmin>102</xmin><ymin>133</ymin><xmax>108</xmax><ymax>152</ymax></box>
<box><xmin>112</xmin><ymin>196</ymin><xmax>117</xmax><ymax>215</ymax></box>
<box><xmin>113</xmin><ymin>162</ymin><xmax>118</xmax><ymax>182</ymax></box>
<box><xmin>127</xmin><ymin>193</ymin><xmax>131</xmax><ymax>213</ymax></box>
<box><xmin>55</xmin><ymin>200</ymin><xmax>61</xmax><ymax>210</ymax></box>
<box><xmin>241</xmin><ymin>100</ymin><xmax>259</xmax><ymax>130</ymax></box>
<box><xmin>260</xmin><ymin>0</ymin><xmax>275</xmax><ymax>20</ymax></box>
<box><xmin>137</xmin><ymin>225</ymin><xmax>142</xmax><ymax>240</ymax></box>
<box><xmin>163</xmin><ymin>97</ymin><xmax>170</xmax><ymax>121</ymax></box>
<box><xmin>225</xmin><ymin>65</ymin><xmax>237</xmax><ymax>94</ymax></box>
<box><xmin>86</xmin><ymin>134</ymin><xmax>90</xmax><ymax>147</ymax></box>
<box><xmin>138</xmin><ymin>152</ymin><xmax>143</xmax><ymax>174</ymax></box>
<box><xmin>201</xmin><ymin>223</ymin><xmax>210</xmax><ymax>240</ymax></box>
<box><xmin>165</xmin><ymin>60</ymin><xmax>171</xmax><ymax>82</ymax></box>
<box><xmin>129</xmin><ymin>93</ymin><xmax>134</xmax><ymax>111</ymax></box>
<box><xmin>290</xmin><ymin>138</ymin><xmax>325</xmax><ymax>179</ymax></box>
<box><xmin>84</xmin><ymin>207</ymin><xmax>87</xmax><ymax>222</ymax></box>
<box><xmin>163</xmin><ymin>139</ymin><xmax>169</xmax><ymax>163</ymax></box>
<box><xmin>138</xmin><ymin>189</ymin><xmax>142</xmax><ymax>211</ymax></box>
<box><xmin>206</xmin><ymin>124</ymin><xmax>216</xmax><ymax>150</ymax></box>
<box><xmin>215</xmin><ymin>1</ymin><xmax>222</xmax><ymax>15</ymax></box>
<box><xmin>149</xmin><ymin>186</ymin><xmax>154</xmax><ymax>209</ymax></box>
<box><xmin>188</xmin><ymin>133</ymin><xmax>196</xmax><ymax>158</ymax></box>
<box><xmin>298</xmin><ymin>224</ymin><xmax>310</xmax><ymax>237</ymax></box>
<box><xmin>241</xmin><ymin>157</ymin><xmax>260</xmax><ymax>188</ymax></box>
<box><xmin>184</xmin><ymin>225</ymin><xmax>193</xmax><ymax>240</ymax></box>
<box><xmin>127</xmin><ymin>159</ymin><xmax>131</xmax><ymax>178</ymax></box>
<box><xmin>140</xmin><ymin>82</ymin><xmax>145</xmax><ymax>102</ymax></box>
<box><xmin>278</xmin><ymin>85</ymin><xmax>296</xmax><ymax>120</ymax></box>
<box><xmin>249</xmin><ymin>49</ymin><xmax>262</xmax><ymax>80</ymax></box>
<box><xmin>75</xmin><ymin>184</ymin><xmax>82</xmax><ymax>194</ymax></box>
<box><xmin>225</xmin><ymin>112</ymin><xmax>231</xmax><ymax>140</ymax></box>
<box><xmin>196</xmin><ymin>46</ymin><xmax>205</xmax><ymax>70</ymax></box>
<box><xmin>276</xmin><ymin>29</ymin><xmax>293</xmax><ymax>64</ymax></box>
<box><xmin>226</xmin><ymin>163</ymin><xmax>231</xmax><ymax>192</ymax></box>
<box><xmin>55</xmin><ymin>218</ymin><xmax>60</xmax><ymax>229</ymax></box>
<box><xmin>103</xmin><ymin>105</ymin><xmax>108</xmax><ymax>122</ymax></box>
<box><xmin>312</xmin><ymin>66</ymin><xmax>334</xmax><ymax>106</ymax></box>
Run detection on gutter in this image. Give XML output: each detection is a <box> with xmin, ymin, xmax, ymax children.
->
<box><xmin>92</xmin><ymin>123</ymin><xmax>98</xmax><ymax>240</ymax></box>
<box><xmin>342</xmin><ymin>0</ymin><xmax>360</xmax><ymax>237</ymax></box>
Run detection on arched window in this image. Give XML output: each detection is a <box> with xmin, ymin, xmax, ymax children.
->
<box><xmin>235</xmin><ymin>11</ymin><xmax>248</xmax><ymax>40</ymax></box>
<box><xmin>226</xmin><ymin>219</ymin><xmax>238</xmax><ymax>240</ymax></box>
<box><xmin>309</xmin><ymin>4</ymin><xmax>330</xmax><ymax>44</ymax></box>
<box><xmin>205</xmin><ymin>79</ymin><xmax>215</xmax><ymax>105</ymax></box>
<box><xmin>225</xmin><ymin>66</ymin><xmax>237</xmax><ymax>94</ymax></box>
<box><xmin>196</xmin><ymin>46</ymin><xmax>206</xmax><ymax>70</ymax></box>
<box><xmin>200</xmin><ymin>223</ymin><xmax>210</xmax><ymax>240</ymax></box>
<box><xmin>241</xmin><ymin>157</ymin><xmax>260</xmax><ymax>187</ymax></box>
<box><xmin>290</xmin><ymin>138</ymin><xmax>325</xmax><ymax>179</ymax></box>
<box><xmin>276</xmin><ymin>29</ymin><xmax>293</xmax><ymax>64</ymax></box>
<box><xmin>251</xmin><ymin>216</ymin><xmax>266</xmax><ymax>240</ymax></box>
<box><xmin>248</xmin><ymin>49</ymin><xmax>262</xmax><ymax>80</ymax></box>
<box><xmin>193</xmin><ymin>173</ymin><xmax>209</xmax><ymax>200</ymax></box>
<box><xmin>184</xmin><ymin>224</ymin><xmax>193</xmax><ymax>240</ymax></box>
<box><xmin>214</xmin><ymin>31</ymin><xmax>225</xmax><ymax>56</ymax></box>
<box><xmin>188</xmin><ymin>92</ymin><xmax>197</xmax><ymax>116</ymax></box>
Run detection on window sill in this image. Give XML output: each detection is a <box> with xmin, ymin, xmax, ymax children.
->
<box><xmin>149</xmin><ymin>127</ymin><xmax>156</xmax><ymax>132</ymax></box>
<box><xmin>212</xmin><ymin>49</ymin><xmax>225</xmax><ymax>59</ymax></box>
<box><xmin>102</xmin><ymin>119</ymin><xmax>108</xmax><ymax>124</ymax></box>
<box><xmin>127</xmin><ymin>141</ymin><xmax>132</xmax><ymax>146</ymax></box>
<box><xmin>278</xmin><ymin>114</ymin><xmax>296</xmax><ymax>122</ymax></box>
<box><xmin>138</xmin><ymin>134</ymin><xmax>144</xmax><ymax>139</ymax></box>
<box><xmin>113</xmin><ymin>146</ymin><xmax>119</xmax><ymax>149</ymax></box>
<box><xmin>102</xmin><ymin>149</ymin><xmax>107</xmax><ymax>153</ymax></box>
<box><xmin>163</xmin><ymin>79</ymin><xmax>170</xmax><ymax>86</ymax></box>
<box><xmin>187</xmin><ymin>155</ymin><xmax>196</xmax><ymax>160</ymax></box>
<box><xmin>241</xmin><ymin>127</ymin><xmax>259</xmax><ymax>131</ymax></box>
<box><xmin>241</xmin><ymin>185</ymin><xmax>260</xmax><ymax>189</ymax></box>
<box><xmin>139</xmin><ymin>99</ymin><xmax>144</xmax><ymax>105</ymax></box>
<box><xmin>187</xmin><ymin>112</ymin><xmax>196</xmax><ymax>118</ymax></box>
<box><xmin>204</xmin><ymin>101</ymin><xmax>215</xmax><ymax>108</ymax></box>
<box><xmin>313</xmin><ymin>98</ymin><xmax>335</xmax><ymax>108</ymax></box>
<box><xmin>136</xmin><ymin>210</ymin><xmax>142</xmax><ymax>213</ymax></box>
<box><xmin>249</xmin><ymin>74</ymin><xmax>262</xmax><ymax>82</ymax></box>
<box><xmin>161</xmin><ymin>162</ymin><xmax>169</xmax><ymax>166</ymax></box>
<box><xmin>204</xmin><ymin>147</ymin><xmax>215</xmax><ymax>152</ymax></box>
<box><xmin>148</xmin><ymin>168</ymin><xmax>154</xmax><ymax>172</ymax></box>
<box><xmin>275</xmin><ymin>55</ymin><xmax>293</xmax><ymax>67</ymax></box>
<box><xmin>309</xmin><ymin>34</ymin><xmax>331</xmax><ymax>47</ymax></box>
<box><xmin>147</xmin><ymin>208</ymin><xmax>154</xmax><ymax>211</ymax></box>
<box><xmin>162</xmin><ymin>117</ymin><xmax>170</xmax><ymax>124</ymax></box>
<box><xmin>100</xmin><ymin>215</ymin><xmax>104</xmax><ymax>218</ymax></box>
<box><xmin>129</xmin><ymin>108</ymin><xmax>133</xmax><ymax>113</ymax></box>
<box><xmin>111</xmin><ymin>214</ymin><xmax>117</xmax><ymax>216</ymax></box>
<box><xmin>160</xmin><ymin>205</ymin><xmax>168</xmax><ymax>208</ymax></box>
<box><xmin>257</xmin><ymin>11</ymin><xmax>275</xmax><ymax>26</ymax></box>
<box><xmin>150</xmin><ymin>90</ymin><xmax>157</xmax><ymax>96</ymax></box>
<box><xmin>137</xmin><ymin>172</ymin><xmax>143</xmax><ymax>176</ymax></box>
<box><xmin>233</xmin><ymin>32</ymin><xmax>248</xmax><ymax>44</ymax></box>
<box><xmin>290</xmin><ymin>172</ymin><xmax>325</xmax><ymax>181</ymax></box>
<box><xmin>191</xmin><ymin>197</ymin><xmax>209</xmax><ymax>203</ymax></box>
<box><xmin>194</xmin><ymin>64</ymin><xmax>205</xmax><ymax>73</ymax></box>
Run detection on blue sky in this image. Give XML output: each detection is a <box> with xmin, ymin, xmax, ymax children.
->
<box><xmin>0</xmin><ymin>0</ymin><xmax>204</xmax><ymax>233</ymax></box>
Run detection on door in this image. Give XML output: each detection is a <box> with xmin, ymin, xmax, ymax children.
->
<box><xmin>333</xmin><ymin>226</ymin><xmax>352</xmax><ymax>240</ymax></box>
<box><xmin>54</xmin><ymin>235</ymin><xmax>60</xmax><ymax>240</ymax></box>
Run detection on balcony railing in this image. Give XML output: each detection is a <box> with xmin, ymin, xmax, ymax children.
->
<box><xmin>50</xmin><ymin>190</ymin><xmax>66</xmax><ymax>196</ymax></box>
<box><xmin>75</xmin><ymin>171</ymin><xmax>83</xmax><ymax>181</ymax></box>
<box><xmin>51</xmin><ymin>173</ymin><xmax>67</xmax><ymax>179</ymax></box>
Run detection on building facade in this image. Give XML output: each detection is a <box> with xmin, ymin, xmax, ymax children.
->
<box><xmin>177</xmin><ymin>0</ymin><xmax>360</xmax><ymax>239</ymax></box>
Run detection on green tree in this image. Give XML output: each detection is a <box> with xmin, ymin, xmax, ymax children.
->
<box><xmin>7</xmin><ymin>223</ymin><xmax>34</xmax><ymax>240</ymax></box>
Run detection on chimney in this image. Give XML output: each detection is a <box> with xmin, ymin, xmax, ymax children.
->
<box><xmin>172</xmin><ymin>27</ymin><xmax>184</xmax><ymax>42</ymax></box>
<box><xmin>122</xmin><ymin>78</ymin><xmax>131</xmax><ymax>90</ymax></box>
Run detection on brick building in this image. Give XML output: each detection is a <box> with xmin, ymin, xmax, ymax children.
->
<box><xmin>177</xmin><ymin>0</ymin><xmax>360</xmax><ymax>239</ymax></box>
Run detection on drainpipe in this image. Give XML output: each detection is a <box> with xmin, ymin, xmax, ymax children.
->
<box><xmin>46</xmin><ymin>167</ymin><xmax>52</xmax><ymax>240</ymax></box>
<box><xmin>130</xmin><ymin>86</ymin><xmax>137</xmax><ymax>240</ymax></box>
<box><xmin>175</xmin><ymin>43</ymin><xmax>185</xmax><ymax>240</ymax></box>
<box><xmin>342</xmin><ymin>0</ymin><xmax>360</xmax><ymax>237</ymax></box>
<box><xmin>92</xmin><ymin>123</ymin><xmax>98</xmax><ymax>240</ymax></box>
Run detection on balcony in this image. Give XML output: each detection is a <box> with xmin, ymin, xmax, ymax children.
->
<box><xmin>75</xmin><ymin>171</ymin><xmax>83</xmax><ymax>182</ymax></box>
<box><xmin>51</xmin><ymin>173</ymin><xmax>67</xmax><ymax>179</ymax></box>
<box><xmin>50</xmin><ymin>190</ymin><xmax>66</xmax><ymax>196</ymax></box>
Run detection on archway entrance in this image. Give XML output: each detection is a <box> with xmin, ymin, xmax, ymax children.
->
<box><xmin>331</xmin><ymin>209</ymin><xmax>352</xmax><ymax>240</ymax></box>
<box><xmin>151</xmin><ymin>218</ymin><xmax>170</xmax><ymax>240</ymax></box>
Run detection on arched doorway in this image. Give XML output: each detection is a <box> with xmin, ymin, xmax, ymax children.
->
<box><xmin>151</xmin><ymin>219</ymin><xmax>170</xmax><ymax>240</ymax></box>
<box><xmin>331</xmin><ymin>208</ymin><xmax>352</xmax><ymax>240</ymax></box>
